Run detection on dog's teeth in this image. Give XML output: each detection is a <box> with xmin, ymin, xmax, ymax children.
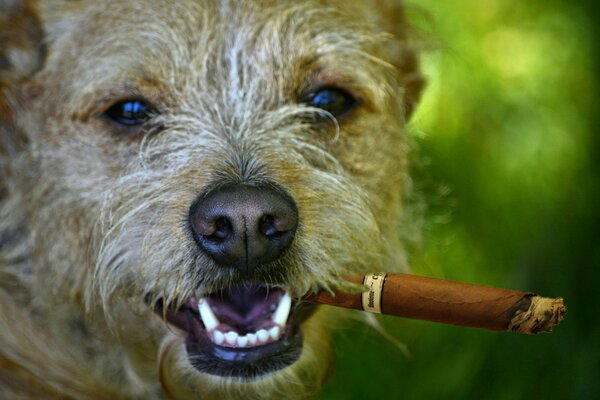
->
<box><xmin>256</xmin><ymin>329</ymin><xmax>269</xmax><ymax>344</ymax></box>
<box><xmin>213</xmin><ymin>330</ymin><xmax>225</xmax><ymax>345</ymax></box>
<box><xmin>247</xmin><ymin>333</ymin><xmax>258</xmax><ymax>346</ymax></box>
<box><xmin>201</xmin><ymin>291</ymin><xmax>291</xmax><ymax>348</ymax></box>
<box><xmin>272</xmin><ymin>292</ymin><xmax>292</xmax><ymax>327</ymax></box>
<box><xmin>237</xmin><ymin>335</ymin><xmax>249</xmax><ymax>348</ymax></box>
<box><xmin>225</xmin><ymin>331</ymin><xmax>238</xmax><ymax>345</ymax></box>
<box><xmin>269</xmin><ymin>326</ymin><xmax>281</xmax><ymax>341</ymax></box>
<box><xmin>198</xmin><ymin>298</ymin><xmax>219</xmax><ymax>331</ymax></box>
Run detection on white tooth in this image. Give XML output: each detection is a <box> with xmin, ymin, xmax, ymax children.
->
<box><xmin>198</xmin><ymin>298</ymin><xmax>219</xmax><ymax>331</ymax></box>
<box><xmin>272</xmin><ymin>292</ymin><xmax>292</xmax><ymax>327</ymax></box>
<box><xmin>237</xmin><ymin>335</ymin><xmax>249</xmax><ymax>348</ymax></box>
<box><xmin>256</xmin><ymin>329</ymin><xmax>269</xmax><ymax>344</ymax></box>
<box><xmin>269</xmin><ymin>326</ymin><xmax>281</xmax><ymax>341</ymax></box>
<box><xmin>225</xmin><ymin>331</ymin><xmax>238</xmax><ymax>345</ymax></box>
<box><xmin>247</xmin><ymin>333</ymin><xmax>258</xmax><ymax>346</ymax></box>
<box><xmin>213</xmin><ymin>330</ymin><xmax>225</xmax><ymax>345</ymax></box>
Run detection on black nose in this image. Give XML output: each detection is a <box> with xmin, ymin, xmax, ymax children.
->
<box><xmin>189</xmin><ymin>184</ymin><xmax>298</xmax><ymax>269</ymax></box>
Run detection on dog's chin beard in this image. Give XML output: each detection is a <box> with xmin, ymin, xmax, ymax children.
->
<box><xmin>152</xmin><ymin>285</ymin><xmax>318</xmax><ymax>379</ymax></box>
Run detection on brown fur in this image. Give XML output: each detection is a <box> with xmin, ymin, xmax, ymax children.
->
<box><xmin>0</xmin><ymin>1</ymin><xmax>423</xmax><ymax>398</ymax></box>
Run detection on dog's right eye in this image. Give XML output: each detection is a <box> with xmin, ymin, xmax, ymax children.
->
<box><xmin>104</xmin><ymin>99</ymin><xmax>155</xmax><ymax>126</ymax></box>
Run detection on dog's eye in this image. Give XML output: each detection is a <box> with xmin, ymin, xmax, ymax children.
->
<box><xmin>306</xmin><ymin>88</ymin><xmax>357</xmax><ymax>118</ymax></box>
<box><xmin>104</xmin><ymin>99</ymin><xmax>155</xmax><ymax>126</ymax></box>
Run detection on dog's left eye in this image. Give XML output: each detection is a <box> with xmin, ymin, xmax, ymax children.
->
<box><xmin>104</xmin><ymin>99</ymin><xmax>155</xmax><ymax>126</ymax></box>
<box><xmin>305</xmin><ymin>88</ymin><xmax>357</xmax><ymax>118</ymax></box>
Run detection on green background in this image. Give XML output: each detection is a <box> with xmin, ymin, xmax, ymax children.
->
<box><xmin>319</xmin><ymin>1</ymin><xmax>599</xmax><ymax>399</ymax></box>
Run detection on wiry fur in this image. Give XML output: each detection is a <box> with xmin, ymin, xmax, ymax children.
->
<box><xmin>0</xmin><ymin>0</ymin><xmax>423</xmax><ymax>398</ymax></box>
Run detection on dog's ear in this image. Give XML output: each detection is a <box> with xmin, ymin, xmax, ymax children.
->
<box><xmin>0</xmin><ymin>1</ymin><xmax>45</xmax><ymax>84</ymax></box>
<box><xmin>0</xmin><ymin>1</ymin><xmax>45</xmax><ymax>194</ymax></box>
<box><xmin>0</xmin><ymin>0</ymin><xmax>45</xmax><ymax>121</ymax></box>
<box><xmin>364</xmin><ymin>0</ymin><xmax>425</xmax><ymax>119</ymax></box>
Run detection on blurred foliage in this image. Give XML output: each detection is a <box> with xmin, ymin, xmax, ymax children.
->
<box><xmin>319</xmin><ymin>0</ymin><xmax>599</xmax><ymax>399</ymax></box>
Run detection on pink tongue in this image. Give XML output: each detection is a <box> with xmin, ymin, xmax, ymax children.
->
<box><xmin>205</xmin><ymin>286</ymin><xmax>283</xmax><ymax>332</ymax></box>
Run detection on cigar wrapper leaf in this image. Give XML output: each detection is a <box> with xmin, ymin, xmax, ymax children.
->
<box><xmin>304</xmin><ymin>273</ymin><xmax>565</xmax><ymax>335</ymax></box>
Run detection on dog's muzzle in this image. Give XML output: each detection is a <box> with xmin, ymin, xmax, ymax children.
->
<box><xmin>152</xmin><ymin>183</ymin><xmax>313</xmax><ymax>377</ymax></box>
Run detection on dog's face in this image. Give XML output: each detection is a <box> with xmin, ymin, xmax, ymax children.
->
<box><xmin>2</xmin><ymin>0</ymin><xmax>422</xmax><ymax>398</ymax></box>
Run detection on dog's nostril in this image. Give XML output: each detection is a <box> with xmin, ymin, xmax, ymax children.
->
<box><xmin>194</xmin><ymin>219</ymin><xmax>216</xmax><ymax>237</ymax></box>
<box><xmin>192</xmin><ymin>215</ymin><xmax>233</xmax><ymax>239</ymax></box>
<box><xmin>259</xmin><ymin>215</ymin><xmax>294</xmax><ymax>237</ymax></box>
<box><xmin>211</xmin><ymin>217</ymin><xmax>233</xmax><ymax>241</ymax></box>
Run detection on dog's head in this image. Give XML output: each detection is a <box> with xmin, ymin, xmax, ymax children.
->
<box><xmin>1</xmin><ymin>0</ymin><xmax>422</xmax><ymax>398</ymax></box>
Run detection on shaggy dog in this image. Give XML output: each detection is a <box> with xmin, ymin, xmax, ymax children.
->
<box><xmin>0</xmin><ymin>1</ymin><xmax>422</xmax><ymax>398</ymax></box>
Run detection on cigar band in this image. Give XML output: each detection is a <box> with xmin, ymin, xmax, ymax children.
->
<box><xmin>362</xmin><ymin>273</ymin><xmax>386</xmax><ymax>314</ymax></box>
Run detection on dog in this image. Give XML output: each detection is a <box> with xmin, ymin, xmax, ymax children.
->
<box><xmin>0</xmin><ymin>0</ymin><xmax>423</xmax><ymax>398</ymax></box>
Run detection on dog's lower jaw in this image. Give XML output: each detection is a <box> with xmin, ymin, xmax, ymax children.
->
<box><xmin>157</xmin><ymin>308</ymin><xmax>333</xmax><ymax>400</ymax></box>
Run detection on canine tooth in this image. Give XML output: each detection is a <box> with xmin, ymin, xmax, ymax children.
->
<box><xmin>247</xmin><ymin>333</ymin><xmax>258</xmax><ymax>346</ymax></box>
<box><xmin>269</xmin><ymin>326</ymin><xmax>281</xmax><ymax>341</ymax></box>
<box><xmin>198</xmin><ymin>298</ymin><xmax>219</xmax><ymax>331</ymax></box>
<box><xmin>256</xmin><ymin>329</ymin><xmax>269</xmax><ymax>344</ymax></box>
<box><xmin>237</xmin><ymin>335</ymin><xmax>249</xmax><ymax>348</ymax></box>
<box><xmin>272</xmin><ymin>292</ymin><xmax>292</xmax><ymax>327</ymax></box>
<box><xmin>225</xmin><ymin>331</ymin><xmax>238</xmax><ymax>345</ymax></box>
<box><xmin>213</xmin><ymin>330</ymin><xmax>225</xmax><ymax>345</ymax></box>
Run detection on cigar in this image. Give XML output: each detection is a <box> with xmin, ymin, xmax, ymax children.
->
<box><xmin>304</xmin><ymin>273</ymin><xmax>565</xmax><ymax>335</ymax></box>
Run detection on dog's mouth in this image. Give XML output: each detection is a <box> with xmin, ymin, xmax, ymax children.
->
<box><xmin>153</xmin><ymin>286</ymin><xmax>315</xmax><ymax>378</ymax></box>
